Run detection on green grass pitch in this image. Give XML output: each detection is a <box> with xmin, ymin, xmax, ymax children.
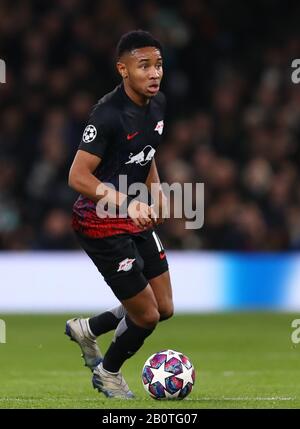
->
<box><xmin>0</xmin><ymin>313</ymin><xmax>299</xmax><ymax>409</ymax></box>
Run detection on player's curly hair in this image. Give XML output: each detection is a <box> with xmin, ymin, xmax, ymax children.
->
<box><xmin>116</xmin><ymin>30</ymin><xmax>162</xmax><ymax>60</ymax></box>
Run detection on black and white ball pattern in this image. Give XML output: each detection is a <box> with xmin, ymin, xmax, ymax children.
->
<box><xmin>82</xmin><ymin>124</ymin><xmax>97</xmax><ymax>143</ymax></box>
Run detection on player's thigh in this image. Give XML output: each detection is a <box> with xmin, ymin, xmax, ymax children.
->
<box><xmin>148</xmin><ymin>271</ymin><xmax>173</xmax><ymax>319</ymax></box>
<box><xmin>134</xmin><ymin>229</ymin><xmax>169</xmax><ymax>282</ymax></box>
<box><xmin>134</xmin><ymin>229</ymin><xmax>173</xmax><ymax>318</ymax></box>
<box><xmin>121</xmin><ymin>284</ymin><xmax>160</xmax><ymax>327</ymax></box>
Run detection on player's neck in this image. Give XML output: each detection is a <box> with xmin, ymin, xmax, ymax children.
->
<box><xmin>123</xmin><ymin>82</ymin><xmax>150</xmax><ymax>107</ymax></box>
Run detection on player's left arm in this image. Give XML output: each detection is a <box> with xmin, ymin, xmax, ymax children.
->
<box><xmin>146</xmin><ymin>158</ymin><xmax>168</xmax><ymax>224</ymax></box>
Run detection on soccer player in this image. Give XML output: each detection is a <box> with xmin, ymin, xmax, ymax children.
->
<box><xmin>66</xmin><ymin>30</ymin><xmax>173</xmax><ymax>399</ymax></box>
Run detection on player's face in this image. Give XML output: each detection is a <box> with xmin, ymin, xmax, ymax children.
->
<box><xmin>118</xmin><ymin>47</ymin><xmax>163</xmax><ymax>100</ymax></box>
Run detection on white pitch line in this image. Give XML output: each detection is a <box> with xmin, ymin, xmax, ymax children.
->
<box><xmin>0</xmin><ymin>396</ymin><xmax>296</xmax><ymax>403</ymax></box>
<box><xmin>185</xmin><ymin>397</ymin><xmax>295</xmax><ymax>401</ymax></box>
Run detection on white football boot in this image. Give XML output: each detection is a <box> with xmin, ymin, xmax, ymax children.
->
<box><xmin>92</xmin><ymin>362</ymin><xmax>134</xmax><ymax>399</ymax></box>
<box><xmin>65</xmin><ymin>318</ymin><xmax>102</xmax><ymax>371</ymax></box>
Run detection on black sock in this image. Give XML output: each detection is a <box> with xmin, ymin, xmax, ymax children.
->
<box><xmin>88</xmin><ymin>305</ymin><xmax>126</xmax><ymax>337</ymax></box>
<box><xmin>102</xmin><ymin>315</ymin><xmax>155</xmax><ymax>373</ymax></box>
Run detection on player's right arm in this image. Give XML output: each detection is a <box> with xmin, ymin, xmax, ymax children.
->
<box><xmin>69</xmin><ymin>149</ymin><xmax>125</xmax><ymax>206</ymax></box>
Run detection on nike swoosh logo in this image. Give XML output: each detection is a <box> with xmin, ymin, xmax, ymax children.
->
<box><xmin>127</xmin><ymin>132</ymin><xmax>139</xmax><ymax>140</ymax></box>
<box><xmin>159</xmin><ymin>252</ymin><xmax>166</xmax><ymax>260</ymax></box>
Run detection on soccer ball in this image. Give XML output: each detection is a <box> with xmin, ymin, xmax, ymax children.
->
<box><xmin>142</xmin><ymin>349</ymin><xmax>195</xmax><ymax>399</ymax></box>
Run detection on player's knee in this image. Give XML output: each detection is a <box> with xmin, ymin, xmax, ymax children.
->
<box><xmin>136</xmin><ymin>309</ymin><xmax>160</xmax><ymax>329</ymax></box>
<box><xmin>159</xmin><ymin>303</ymin><xmax>174</xmax><ymax>321</ymax></box>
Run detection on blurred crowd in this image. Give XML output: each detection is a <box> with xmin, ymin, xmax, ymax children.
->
<box><xmin>0</xmin><ymin>0</ymin><xmax>300</xmax><ymax>250</ymax></box>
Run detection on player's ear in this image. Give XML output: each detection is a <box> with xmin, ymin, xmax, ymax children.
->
<box><xmin>116</xmin><ymin>62</ymin><xmax>128</xmax><ymax>79</ymax></box>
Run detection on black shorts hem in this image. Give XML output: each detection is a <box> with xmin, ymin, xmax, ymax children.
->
<box><xmin>143</xmin><ymin>261</ymin><xmax>169</xmax><ymax>281</ymax></box>
<box><xmin>106</xmin><ymin>272</ymin><xmax>148</xmax><ymax>301</ymax></box>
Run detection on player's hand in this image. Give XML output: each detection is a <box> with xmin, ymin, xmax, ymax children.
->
<box><xmin>128</xmin><ymin>200</ymin><xmax>158</xmax><ymax>229</ymax></box>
